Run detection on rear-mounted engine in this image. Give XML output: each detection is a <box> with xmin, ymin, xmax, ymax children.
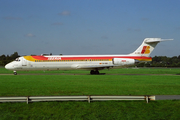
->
<box><xmin>112</xmin><ymin>58</ymin><xmax>135</xmax><ymax>65</ymax></box>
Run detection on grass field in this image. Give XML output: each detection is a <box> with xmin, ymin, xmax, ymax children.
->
<box><xmin>0</xmin><ymin>67</ymin><xmax>180</xmax><ymax>119</ymax></box>
<box><xmin>1</xmin><ymin>66</ymin><xmax>180</xmax><ymax>75</ymax></box>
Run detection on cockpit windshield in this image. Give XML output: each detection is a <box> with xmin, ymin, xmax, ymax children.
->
<box><xmin>14</xmin><ymin>58</ymin><xmax>20</xmax><ymax>61</ymax></box>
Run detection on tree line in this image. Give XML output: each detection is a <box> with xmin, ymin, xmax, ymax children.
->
<box><xmin>1</xmin><ymin>52</ymin><xmax>180</xmax><ymax>67</ymax></box>
<box><xmin>137</xmin><ymin>55</ymin><xmax>180</xmax><ymax>67</ymax></box>
<box><xmin>0</xmin><ymin>52</ymin><xmax>20</xmax><ymax>66</ymax></box>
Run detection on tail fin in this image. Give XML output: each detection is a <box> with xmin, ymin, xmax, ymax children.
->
<box><xmin>129</xmin><ymin>38</ymin><xmax>173</xmax><ymax>57</ymax></box>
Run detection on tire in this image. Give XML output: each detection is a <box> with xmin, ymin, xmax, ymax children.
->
<box><xmin>14</xmin><ymin>72</ymin><xmax>17</xmax><ymax>75</ymax></box>
<box><xmin>90</xmin><ymin>70</ymin><xmax>95</xmax><ymax>75</ymax></box>
<box><xmin>95</xmin><ymin>70</ymin><xmax>99</xmax><ymax>74</ymax></box>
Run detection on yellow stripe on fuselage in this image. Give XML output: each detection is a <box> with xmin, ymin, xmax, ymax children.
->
<box><xmin>23</xmin><ymin>56</ymin><xmax>36</xmax><ymax>62</ymax></box>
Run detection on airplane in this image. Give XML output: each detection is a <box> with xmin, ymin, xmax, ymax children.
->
<box><xmin>5</xmin><ymin>38</ymin><xmax>172</xmax><ymax>75</ymax></box>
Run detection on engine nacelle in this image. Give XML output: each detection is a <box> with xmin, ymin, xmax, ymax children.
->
<box><xmin>113</xmin><ymin>58</ymin><xmax>135</xmax><ymax>66</ymax></box>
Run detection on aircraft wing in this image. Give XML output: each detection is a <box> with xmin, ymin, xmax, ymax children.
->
<box><xmin>72</xmin><ymin>64</ymin><xmax>114</xmax><ymax>70</ymax></box>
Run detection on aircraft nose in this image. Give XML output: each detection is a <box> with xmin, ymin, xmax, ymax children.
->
<box><xmin>5</xmin><ymin>63</ymin><xmax>14</xmax><ymax>70</ymax></box>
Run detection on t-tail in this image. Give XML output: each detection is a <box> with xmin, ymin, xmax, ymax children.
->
<box><xmin>129</xmin><ymin>38</ymin><xmax>173</xmax><ymax>57</ymax></box>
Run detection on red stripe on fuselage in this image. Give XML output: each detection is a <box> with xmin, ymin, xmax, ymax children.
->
<box><xmin>31</xmin><ymin>55</ymin><xmax>151</xmax><ymax>61</ymax></box>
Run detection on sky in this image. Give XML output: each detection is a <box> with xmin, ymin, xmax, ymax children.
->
<box><xmin>0</xmin><ymin>0</ymin><xmax>179</xmax><ymax>57</ymax></box>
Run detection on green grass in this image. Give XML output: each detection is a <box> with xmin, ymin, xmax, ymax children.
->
<box><xmin>1</xmin><ymin>101</ymin><xmax>180</xmax><ymax>120</ymax></box>
<box><xmin>0</xmin><ymin>68</ymin><xmax>180</xmax><ymax>119</ymax></box>
<box><xmin>0</xmin><ymin>75</ymin><xmax>180</xmax><ymax>96</ymax></box>
<box><xmin>1</xmin><ymin>67</ymin><xmax>180</xmax><ymax>75</ymax></box>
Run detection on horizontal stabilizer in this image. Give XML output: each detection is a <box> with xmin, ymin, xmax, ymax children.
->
<box><xmin>145</xmin><ymin>38</ymin><xmax>173</xmax><ymax>43</ymax></box>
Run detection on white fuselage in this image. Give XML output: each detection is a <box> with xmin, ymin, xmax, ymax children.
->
<box><xmin>5</xmin><ymin>54</ymin><xmax>150</xmax><ymax>71</ymax></box>
<box><xmin>6</xmin><ymin>38</ymin><xmax>171</xmax><ymax>74</ymax></box>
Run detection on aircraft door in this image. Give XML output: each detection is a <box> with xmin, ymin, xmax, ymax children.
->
<box><xmin>22</xmin><ymin>58</ymin><xmax>27</xmax><ymax>66</ymax></box>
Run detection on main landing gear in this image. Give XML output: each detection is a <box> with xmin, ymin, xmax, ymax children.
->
<box><xmin>90</xmin><ymin>70</ymin><xmax>99</xmax><ymax>75</ymax></box>
<box><xmin>13</xmin><ymin>71</ymin><xmax>17</xmax><ymax>75</ymax></box>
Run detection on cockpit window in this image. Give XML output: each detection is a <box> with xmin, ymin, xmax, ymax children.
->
<box><xmin>14</xmin><ymin>58</ymin><xmax>20</xmax><ymax>61</ymax></box>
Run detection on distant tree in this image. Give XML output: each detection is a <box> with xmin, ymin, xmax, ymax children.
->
<box><xmin>0</xmin><ymin>52</ymin><xmax>20</xmax><ymax>66</ymax></box>
<box><xmin>10</xmin><ymin>52</ymin><xmax>19</xmax><ymax>60</ymax></box>
<box><xmin>0</xmin><ymin>55</ymin><xmax>6</xmax><ymax>66</ymax></box>
<box><xmin>137</xmin><ymin>62</ymin><xmax>145</xmax><ymax>67</ymax></box>
<box><xmin>178</xmin><ymin>55</ymin><xmax>180</xmax><ymax>60</ymax></box>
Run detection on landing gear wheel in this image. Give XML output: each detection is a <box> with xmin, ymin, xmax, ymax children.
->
<box><xmin>95</xmin><ymin>70</ymin><xmax>99</xmax><ymax>74</ymax></box>
<box><xmin>90</xmin><ymin>70</ymin><xmax>100</xmax><ymax>75</ymax></box>
<box><xmin>13</xmin><ymin>71</ymin><xmax>17</xmax><ymax>75</ymax></box>
<box><xmin>90</xmin><ymin>70</ymin><xmax>95</xmax><ymax>75</ymax></box>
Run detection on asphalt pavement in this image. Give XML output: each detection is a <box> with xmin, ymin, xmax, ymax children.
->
<box><xmin>155</xmin><ymin>95</ymin><xmax>180</xmax><ymax>100</ymax></box>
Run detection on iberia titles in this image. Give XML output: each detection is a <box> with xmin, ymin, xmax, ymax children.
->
<box><xmin>47</xmin><ymin>57</ymin><xmax>62</xmax><ymax>60</ymax></box>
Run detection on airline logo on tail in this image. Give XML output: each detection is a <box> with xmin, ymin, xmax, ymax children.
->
<box><xmin>141</xmin><ymin>46</ymin><xmax>150</xmax><ymax>54</ymax></box>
